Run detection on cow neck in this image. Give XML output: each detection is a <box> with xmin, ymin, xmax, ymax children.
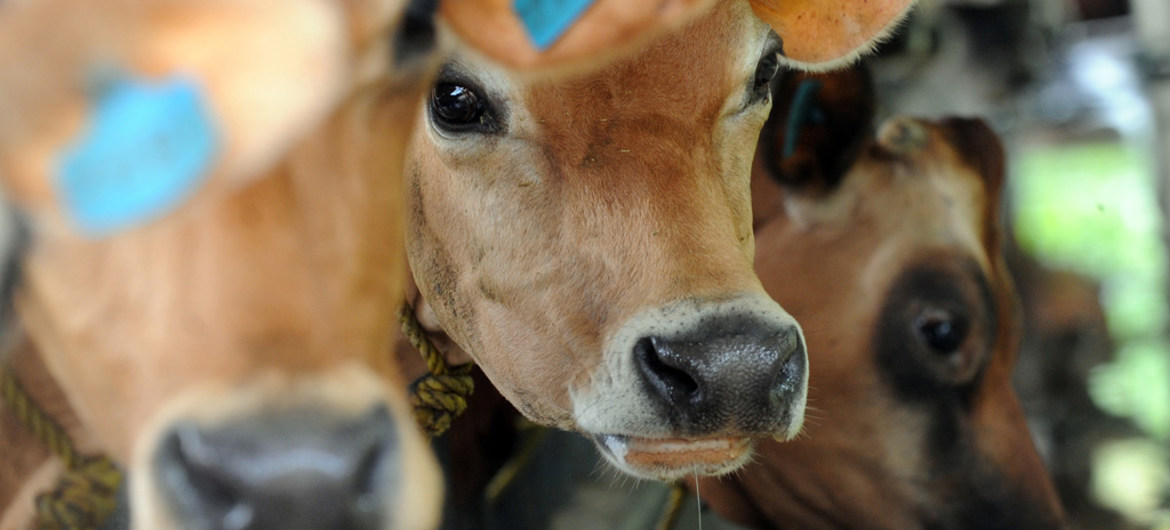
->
<box><xmin>0</xmin><ymin>334</ymin><xmax>122</xmax><ymax>528</ymax></box>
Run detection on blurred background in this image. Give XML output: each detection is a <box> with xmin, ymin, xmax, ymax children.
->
<box><xmin>871</xmin><ymin>0</ymin><xmax>1170</xmax><ymax>527</ymax></box>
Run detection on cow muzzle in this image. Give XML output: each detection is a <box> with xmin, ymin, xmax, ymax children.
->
<box><xmin>574</xmin><ymin>294</ymin><xmax>808</xmax><ymax>480</ymax></box>
<box><xmin>153</xmin><ymin>406</ymin><xmax>396</xmax><ymax>530</ymax></box>
<box><xmin>131</xmin><ymin>366</ymin><xmax>440</xmax><ymax>530</ymax></box>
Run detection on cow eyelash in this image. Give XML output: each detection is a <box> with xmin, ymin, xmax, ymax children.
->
<box><xmin>428</xmin><ymin>71</ymin><xmax>502</xmax><ymax>135</ymax></box>
<box><xmin>743</xmin><ymin>47</ymin><xmax>782</xmax><ymax>110</ymax></box>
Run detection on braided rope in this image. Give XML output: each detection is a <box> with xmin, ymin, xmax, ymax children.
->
<box><xmin>399</xmin><ymin>303</ymin><xmax>475</xmax><ymax>437</ymax></box>
<box><xmin>0</xmin><ymin>367</ymin><xmax>79</xmax><ymax>468</ymax></box>
<box><xmin>0</xmin><ymin>303</ymin><xmax>476</xmax><ymax>526</ymax></box>
<box><xmin>0</xmin><ymin>366</ymin><xmax>123</xmax><ymax>529</ymax></box>
<box><xmin>655</xmin><ymin>481</ymin><xmax>688</xmax><ymax>530</ymax></box>
<box><xmin>484</xmin><ymin>419</ymin><xmax>549</xmax><ymax>504</ymax></box>
<box><xmin>33</xmin><ymin>457</ymin><xmax>121</xmax><ymax>530</ymax></box>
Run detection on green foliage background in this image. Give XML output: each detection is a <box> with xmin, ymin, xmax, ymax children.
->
<box><xmin>1012</xmin><ymin>141</ymin><xmax>1170</xmax><ymax>525</ymax></box>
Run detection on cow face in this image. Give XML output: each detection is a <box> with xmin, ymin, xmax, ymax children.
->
<box><xmin>698</xmin><ymin>67</ymin><xmax>1067</xmax><ymax>529</ymax></box>
<box><xmin>0</xmin><ymin>2</ymin><xmax>443</xmax><ymax>528</ymax></box>
<box><xmin>406</xmin><ymin>0</ymin><xmax>810</xmax><ymax>481</ymax></box>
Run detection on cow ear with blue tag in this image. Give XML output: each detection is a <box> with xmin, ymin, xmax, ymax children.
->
<box><xmin>55</xmin><ymin>71</ymin><xmax>219</xmax><ymax>237</ymax></box>
<box><xmin>440</xmin><ymin>0</ymin><xmax>714</xmax><ymax>72</ymax></box>
<box><xmin>513</xmin><ymin>0</ymin><xmax>598</xmax><ymax>51</ymax></box>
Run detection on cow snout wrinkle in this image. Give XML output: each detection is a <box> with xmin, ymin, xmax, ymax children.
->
<box><xmin>155</xmin><ymin>406</ymin><xmax>398</xmax><ymax>530</ymax></box>
<box><xmin>634</xmin><ymin>316</ymin><xmax>805</xmax><ymax>434</ymax></box>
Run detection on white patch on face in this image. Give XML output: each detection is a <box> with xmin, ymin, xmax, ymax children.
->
<box><xmin>603</xmin><ymin>434</ymin><xmax>629</xmax><ymax>462</ymax></box>
<box><xmin>716</xmin><ymin>15</ymin><xmax>782</xmax><ymax>121</ymax></box>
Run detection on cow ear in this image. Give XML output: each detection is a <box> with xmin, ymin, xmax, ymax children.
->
<box><xmin>750</xmin><ymin>0</ymin><xmax>914</xmax><ymax>69</ymax></box>
<box><xmin>0</xmin><ymin>1</ymin><xmax>359</xmax><ymax>232</ymax></box>
<box><xmin>439</xmin><ymin>0</ymin><xmax>714</xmax><ymax>72</ymax></box>
<box><xmin>937</xmin><ymin>117</ymin><xmax>1005</xmax><ymax>199</ymax></box>
<box><xmin>756</xmin><ymin>63</ymin><xmax>874</xmax><ymax>194</ymax></box>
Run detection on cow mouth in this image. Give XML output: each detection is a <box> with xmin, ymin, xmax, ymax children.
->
<box><xmin>592</xmin><ymin>434</ymin><xmax>753</xmax><ymax>480</ymax></box>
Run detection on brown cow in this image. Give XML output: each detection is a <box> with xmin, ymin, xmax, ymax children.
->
<box><xmin>0</xmin><ymin>2</ymin><xmax>443</xmax><ymax>528</ymax></box>
<box><xmin>695</xmin><ymin>65</ymin><xmax>1068</xmax><ymax>529</ymax></box>
<box><xmin>0</xmin><ymin>1</ymin><xmax>799</xmax><ymax>528</ymax></box>
<box><xmin>400</xmin><ymin>0</ymin><xmax>915</xmax><ymax>482</ymax></box>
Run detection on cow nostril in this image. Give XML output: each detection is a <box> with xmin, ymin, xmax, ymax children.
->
<box><xmin>627</xmin><ymin>313</ymin><xmax>809</xmax><ymax>435</ymax></box>
<box><xmin>162</xmin><ymin>423</ymin><xmax>256</xmax><ymax>530</ymax></box>
<box><xmin>156</xmin><ymin>407</ymin><xmax>397</xmax><ymax>530</ymax></box>
<box><xmin>771</xmin><ymin>334</ymin><xmax>805</xmax><ymax>401</ymax></box>
<box><xmin>352</xmin><ymin>435</ymin><xmax>392</xmax><ymax>514</ymax></box>
<box><xmin>635</xmin><ymin>336</ymin><xmax>701</xmax><ymax>406</ymax></box>
<box><xmin>176</xmin><ymin>425</ymin><xmax>243</xmax><ymax>510</ymax></box>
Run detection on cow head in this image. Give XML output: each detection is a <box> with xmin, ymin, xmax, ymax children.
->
<box><xmin>698</xmin><ymin>66</ymin><xmax>1067</xmax><ymax>528</ymax></box>
<box><xmin>403</xmin><ymin>0</ymin><xmax>915</xmax><ymax>481</ymax></box>
<box><xmin>0</xmin><ymin>1</ymin><xmax>442</xmax><ymax>528</ymax></box>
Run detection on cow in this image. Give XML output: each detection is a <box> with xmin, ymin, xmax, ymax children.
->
<box><xmin>0</xmin><ymin>1</ymin><xmax>809</xmax><ymax>527</ymax></box>
<box><xmin>694</xmin><ymin>64</ymin><xmax>1068</xmax><ymax>529</ymax></box>
<box><xmin>398</xmin><ymin>0</ymin><xmax>917</xmax><ymax>482</ymax></box>
<box><xmin>0</xmin><ymin>1</ymin><xmax>445</xmax><ymax>528</ymax></box>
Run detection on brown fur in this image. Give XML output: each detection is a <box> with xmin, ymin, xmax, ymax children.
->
<box><xmin>403</xmin><ymin>0</ymin><xmax>917</xmax><ymax>482</ymax></box>
<box><xmin>0</xmin><ymin>1</ymin><xmax>829</xmax><ymax>525</ymax></box>
<box><xmin>440</xmin><ymin>0</ymin><xmax>714</xmax><ymax>73</ymax></box>
<box><xmin>441</xmin><ymin>0</ymin><xmax>917</xmax><ymax>72</ymax></box>
<box><xmin>406</xmin><ymin>0</ymin><xmax>774</xmax><ymax>428</ymax></box>
<box><xmin>0</xmin><ymin>337</ymin><xmax>88</xmax><ymax>527</ymax></box>
<box><xmin>697</xmin><ymin>68</ymin><xmax>1066</xmax><ymax>528</ymax></box>
<box><xmin>0</xmin><ymin>2</ymin><xmax>444</xmax><ymax>529</ymax></box>
<box><xmin>750</xmin><ymin>0</ymin><xmax>915</xmax><ymax>67</ymax></box>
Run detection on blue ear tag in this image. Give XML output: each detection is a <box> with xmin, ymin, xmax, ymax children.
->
<box><xmin>783</xmin><ymin>80</ymin><xmax>823</xmax><ymax>159</ymax></box>
<box><xmin>514</xmin><ymin>0</ymin><xmax>598</xmax><ymax>50</ymax></box>
<box><xmin>56</xmin><ymin>74</ymin><xmax>218</xmax><ymax>236</ymax></box>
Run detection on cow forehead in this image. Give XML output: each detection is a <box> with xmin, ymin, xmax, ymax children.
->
<box><xmin>765</xmin><ymin>124</ymin><xmax>997</xmax><ymax>344</ymax></box>
<box><xmin>524</xmin><ymin>1</ymin><xmax>772</xmax><ymax>127</ymax></box>
<box><xmin>418</xmin><ymin>1</ymin><xmax>775</xmax><ymax>223</ymax></box>
<box><xmin>802</xmin><ymin>129</ymin><xmax>992</xmax><ymax>255</ymax></box>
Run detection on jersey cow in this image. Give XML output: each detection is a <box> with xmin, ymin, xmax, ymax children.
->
<box><xmin>401</xmin><ymin>0</ymin><xmax>914</xmax><ymax>481</ymax></box>
<box><xmin>695</xmin><ymin>66</ymin><xmax>1067</xmax><ymax>528</ymax></box>
<box><xmin>0</xmin><ymin>1</ymin><xmax>799</xmax><ymax>528</ymax></box>
<box><xmin>0</xmin><ymin>2</ymin><xmax>444</xmax><ymax>529</ymax></box>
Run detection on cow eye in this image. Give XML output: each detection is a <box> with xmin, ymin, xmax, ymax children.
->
<box><xmin>430</xmin><ymin>82</ymin><xmax>494</xmax><ymax>133</ymax></box>
<box><xmin>751</xmin><ymin>52</ymin><xmax>781</xmax><ymax>103</ymax></box>
<box><xmin>876</xmin><ymin>262</ymin><xmax>995</xmax><ymax>395</ymax></box>
<box><xmin>914</xmin><ymin>308</ymin><xmax>969</xmax><ymax>354</ymax></box>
